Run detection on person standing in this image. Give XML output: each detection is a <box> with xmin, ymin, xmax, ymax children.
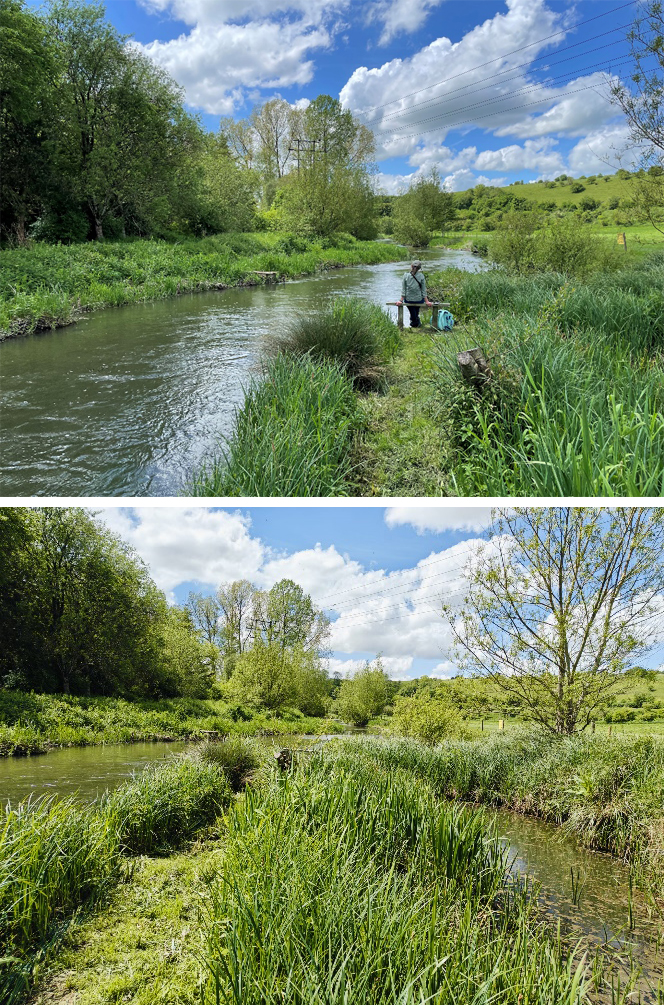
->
<box><xmin>397</xmin><ymin>260</ymin><xmax>433</xmax><ymax>328</ymax></box>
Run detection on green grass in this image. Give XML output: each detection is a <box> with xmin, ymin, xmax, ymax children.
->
<box><xmin>191</xmin><ymin>354</ymin><xmax>360</xmax><ymax>497</ymax></box>
<box><xmin>200</xmin><ymin>745</ymin><xmax>620</xmax><ymax>1004</ymax></box>
<box><xmin>0</xmin><ymin>234</ymin><xmax>404</xmax><ymax>338</ymax></box>
<box><xmin>0</xmin><ymin>691</ymin><xmax>345</xmax><ymax>757</ymax></box>
<box><xmin>270</xmin><ymin>297</ymin><xmax>401</xmax><ymax>387</ymax></box>
<box><xmin>339</xmin><ymin>732</ymin><xmax>664</xmax><ymax>898</ymax></box>
<box><xmin>0</xmin><ymin>756</ymin><xmax>232</xmax><ymax>1003</ymax></box>
<box><xmin>420</xmin><ymin>258</ymin><xmax>664</xmax><ymax>495</ymax></box>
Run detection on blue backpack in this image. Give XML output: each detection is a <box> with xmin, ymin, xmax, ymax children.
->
<box><xmin>437</xmin><ymin>309</ymin><xmax>454</xmax><ymax>331</ymax></box>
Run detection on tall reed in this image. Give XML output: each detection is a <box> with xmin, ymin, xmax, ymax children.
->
<box><xmin>191</xmin><ymin>355</ymin><xmax>359</xmax><ymax>497</ymax></box>
<box><xmin>201</xmin><ymin>749</ymin><xmax>603</xmax><ymax>1004</ymax></box>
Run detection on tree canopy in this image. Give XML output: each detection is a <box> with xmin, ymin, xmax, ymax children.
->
<box><xmin>445</xmin><ymin>507</ymin><xmax>664</xmax><ymax>734</ymax></box>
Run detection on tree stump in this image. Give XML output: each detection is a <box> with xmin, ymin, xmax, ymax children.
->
<box><xmin>457</xmin><ymin>347</ymin><xmax>491</xmax><ymax>385</ymax></box>
<box><xmin>274</xmin><ymin>748</ymin><xmax>292</xmax><ymax>771</ymax></box>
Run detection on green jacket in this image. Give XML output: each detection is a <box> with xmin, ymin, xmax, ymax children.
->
<box><xmin>402</xmin><ymin>270</ymin><xmax>426</xmax><ymax>302</ymax></box>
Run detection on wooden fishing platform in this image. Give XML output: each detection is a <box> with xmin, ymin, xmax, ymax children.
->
<box><xmin>386</xmin><ymin>301</ymin><xmax>450</xmax><ymax>329</ymax></box>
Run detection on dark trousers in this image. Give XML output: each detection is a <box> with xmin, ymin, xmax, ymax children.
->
<box><xmin>406</xmin><ymin>301</ymin><xmax>424</xmax><ymax>327</ymax></box>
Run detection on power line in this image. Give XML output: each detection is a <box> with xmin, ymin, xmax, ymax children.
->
<box><xmin>359</xmin><ymin>0</ymin><xmax>640</xmax><ymax>115</ymax></box>
<box><xmin>379</xmin><ymin>52</ymin><xmax>644</xmax><ymax>136</ymax></box>
<box><xmin>377</xmin><ymin>21</ymin><xmax>637</xmax><ymax>124</ymax></box>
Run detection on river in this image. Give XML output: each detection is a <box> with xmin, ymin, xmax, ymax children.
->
<box><xmin>0</xmin><ymin>248</ymin><xmax>482</xmax><ymax>497</ymax></box>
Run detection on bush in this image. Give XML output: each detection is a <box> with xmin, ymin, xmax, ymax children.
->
<box><xmin>196</xmin><ymin>737</ymin><xmax>261</xmax><ymax>791</ymax></box>
<box><xmin>270</xmin><ymin>296</ymin><xmax>400</xmax><ymax>387</ymax></box>
<box><xmin>391</xmin><ymin>696</ymin><xmax>470</xmax><ymax>744</ymax></box>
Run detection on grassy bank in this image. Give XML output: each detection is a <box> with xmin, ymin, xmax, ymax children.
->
<box><xmin>356</xmin><ymin>254</ymin><xmax>664</xmax><ymax>496</ymax></box>
<box><xmin>0</xmin><ymin>691</ymin><xmax>345</xmax><ymax>757</ymax></box>
<box><xmin>191</xmin><ymin>299</ymin><xmax>401</xmax><ymax>497</ymax></box>
<box><xmin>0</xmin><ymin>233</ymin><xmax>404</xmax><ymax>339</ymax></box>
<box><xmin>26</xmin><ymin>739</ymin><xmax>640</xmax><ymax>1004</ymax></box>
<box><xmin>343</xmin><ymin>731</ymin><xmax>664</xmax><ymax>897</ymax></box>
<box><xmin>0</xmin><ymin>756</ymin><xmax>232</xmax><ymax>1003</ymax></box>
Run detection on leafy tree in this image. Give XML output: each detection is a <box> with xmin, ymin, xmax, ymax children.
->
<box><xmin>445</xmin><ymin>507</ymin><xmax>664</xmax><ymax>734</ymax></box>
<box><xmin>229</xmin><ymin>640</ymin><xmax>297</xmax><ymax>709</ymax></box>
<box><xmin>252</xmin><ymin>579</ymin><xmax>330</xmax><ymax>656</ymax></box>
<box><xmin>160</xmin><ymin>607</ymin><xmax>217</xmax><ymax>698</ymax></box>
<box><xmin>391</xmin><ymin>695</ymin><xmax>466</xmax><ymax>745</ymax></box>
<box><xmin>215</xmin><ymin>579</ymin><xmax>256</xmax><ymax>679</ymax></box>
<box><xmin>393</xmin><ymin>169</ymin><xmax>455</xmax><ymax>246</ymax></box>
<box><xmin>0</xmin><ymin>0</ymin><xmax>56</xmax><ymax>242</ymax></box>
<box><xmin>611</xmin><ymin>1</ymin><xmax>664</xmax><ymax>232</ymax></box>
<box><xmin>336</xmin><ymin>658</ymin><xmax>391</xmax><ymax>726</ymax></box>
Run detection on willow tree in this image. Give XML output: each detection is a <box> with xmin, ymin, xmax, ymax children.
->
<box><xmin>444</xmin><ymin>508</ymin><xmax>664</xmax><ymax>734</ymax></box>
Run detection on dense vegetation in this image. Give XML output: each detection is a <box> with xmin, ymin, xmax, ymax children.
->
<box><xmin>0</xmin><ymin>232</ymin><xmax>402</xmax><ymax>338</ymax></box>
<box><xmin>0</xmin><ymin>755</ymin><xmax>232</xmax><ymax>1001</ymax></box>
<box><xmin>345</xmin><ymin>732</ymin><xmax>664</xmax><ymax>898</ymax></box>
<box><xmin>0</xmin><ymin>510</ymin><xmax>347</xmax><ymax>737</ymax></box>
<box><xmin>192</xmin><ymin>300</ymin><xmax>401</xmax><ymax>496</ymax></box>
<box><xmin>1</xmin><ymin>1</ymin><xmax>377</xmax><ymax>247</ymax></box>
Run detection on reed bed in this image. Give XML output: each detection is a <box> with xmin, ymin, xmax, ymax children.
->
<box><xmin>330</xmin><ymin>732</ymin><xmax>664</xmax><ymax>890</ymax></box>
<box><xmin>428</xmin><ymin>258</ymin><xmax>664</xmax><ymax>496</ymax></box>
<box><xmin>0</xmin><ymin>235</ymin><xmax>403</xmax><ymax>338</ymax></box>
<box><xmin>200</xmin><ymin>749</ymin><xmax>606</xmax><ymax>1004</ymax></box>
<box><xmin>191</xmin><ymin>355</ymin><xmax>359</xmax><ymax>497</ymax></box>
<box><xmin>0</xmin><ymin>756</ymin><xmax>231</xmax><ymax>1002</ymax></box>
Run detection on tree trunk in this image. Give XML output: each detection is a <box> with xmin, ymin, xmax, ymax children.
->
<box><xmin>15</xmin><ymin>216</ymin><xmax>27</xmax><ymax>245</ymax></box>
<box><xmin>94</xmin><ymin>217</ymin><xmax>104</xmax><ymax>241</ymax></box>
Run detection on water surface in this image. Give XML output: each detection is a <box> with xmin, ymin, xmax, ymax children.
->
<box><xmin>1</xmin><ymin>249</ymin><xmax>481</xmax><ymax>496</ymax></box>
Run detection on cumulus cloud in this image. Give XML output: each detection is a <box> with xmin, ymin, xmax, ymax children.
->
<box><xmin>475</xmin><ymin>138</ymin><xmax>564</xmax><ymax>174</ymax></box>
<box><xmin>135</xmin><ymin>0</ymin><xmax>350</xmax><ymax>113</ymax></box>
<box><xmin>365</xmin><ymin>0</ymin><xmax>446</xmax><ymax>46</ymax></box>
<box><xmin>340</xmin><ymin>0</ymin><xmax>625</xmax><ymax>181</ymax></box>
<box><xmin>385</xmin><ymin>507</ymin><xmax>494</xmax><ymax>535</ymax></box>
<box><xmin>567</xmin><ymin>122</ymin><xmax>643</xmax><ymax>175</ymax></box>
<box><xmin>100</xmin><ymin>507</ymin><xmax>265</xmax><ymax>594</ymax></box>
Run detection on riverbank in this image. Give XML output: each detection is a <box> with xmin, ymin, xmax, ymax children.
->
<box><xmin>28</xmin><ymin>739</ymin><xmax>630</xmax><ymax>1005</ymax></box>
<box><xmin>345</xmin><ymin>731</ymin><xmax>664</xmax><ymax>899</ymax></box>
<box><xmin>1</xmin><ymin>755</ymin><xmax>232</xmax><ymax>1003</ymax></box>
<box><xmin>0</xmin><ymin>691</ymin><xmax>344</xmax><ymax>757</ymax></box>
<box><xmin>0</xmin><ymin>233</ymin><xmax>404</xmax><ymax>339</ymax></box>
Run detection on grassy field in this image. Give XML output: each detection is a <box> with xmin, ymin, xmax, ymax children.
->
<box><xmin>0</xmin><ymin>691</ymin><xmax>345</xmax><ymax>757</ymax></box>
<box><xmin>0</xmin><ymin>233</ymin><xmax>404</xmax><ymax>339</ymax></box>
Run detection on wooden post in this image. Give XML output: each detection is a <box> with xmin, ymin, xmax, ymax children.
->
<box><xmin>431</xmin><ymin>305</ymin><xmax>439</xmax><ymax>330</ymax></box>
<box><xmin>617</xmin><ymin>232</ymin><xmax>627</xmax><ymax>251</ymax></box>
<box><xmin>397</xmin><ymin>304</ymin><xmax>404</xmax><ymax>329</ymax></box>
<box><xmin>608</xmin><ymin>725</ymin><xmax>612</xmax><ymax>737</ymax></box>
<box><xmin>498</xmin><ymin>719</ymin><xmax>504</xmax><ymax>731</ymax></box>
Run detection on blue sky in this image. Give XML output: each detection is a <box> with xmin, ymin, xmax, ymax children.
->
<box><xmin>101</xmin><ymin>505</ymin><xmax>494</xmax><ymax>679</ymax></box>
<box><xmin>99</xmin><ymin>505</ymin><xmax>664</xmax><ymax>679</ymax></box>
<box><xmin>30</xmin><ymin>0</ymin><xmax>648</xmax><ymax>190</ymax></box>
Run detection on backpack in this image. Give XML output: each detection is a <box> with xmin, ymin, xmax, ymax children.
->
<box><xmin>437</xmin><ymin>309</ymin><xmax>454</xmax><ymax>331</ymax></box>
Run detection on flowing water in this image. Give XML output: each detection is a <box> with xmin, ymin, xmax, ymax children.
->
<box><xmin>0</xmin><ymin>249</ymin><xmax>482</xmax><ymax>497</ymax></box>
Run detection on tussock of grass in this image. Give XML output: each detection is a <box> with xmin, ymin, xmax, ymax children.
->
<box><xmin>201</xmin><ymin>748</ymin><xmax>603</xmax><ymax>1004</ymax></box>
<box><xmin>270</xmin><ymin>297</ymin><xmax>401</xmax><ymax>388</ymax></box>
<box><xmin>195</xmin><ymin>737</ymin><xmax>261</xmax><ymax>791</ymax></box>
<box><xmin>191</xmin><ymin>355</ymin><xmax>360</xmax><ymax>497</ymax></box>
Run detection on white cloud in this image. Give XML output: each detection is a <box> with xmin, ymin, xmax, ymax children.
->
<box><xmin>385</xmin><ymin>507</ymin><xmax>493</xmax><ymax>534</ymax></box>
<box><xmin>475</xmin><ymin>138</ymin><xmax>564</xmax><ymax>175</ymax></box>
<box><xmin>426</xmin><ymin>660</ymin><xmax>457</xmax><ymax>679</ymax></box>
<box><xmin>327</xmin><ymin>656</ymin><xmax>414</xmax><ymax>678</ymax></box>
<box><xmin>567</xmin><ymin>123</ymin><xmax>643</xmax><ymax>175</ymax></box>
<box><xmin>365</xmin><ymin>0</ymin><xmax>446</xmax><ymax>47</ymax></box>
<box><xmin>100</xmin><ymin>507</ymin><xmax>265</xmax><ymax>594</ymax></box>
<box><xmin>135</xmin><ymin>0</ymin><xmax>350</xmax><ymax>113</ymax></box>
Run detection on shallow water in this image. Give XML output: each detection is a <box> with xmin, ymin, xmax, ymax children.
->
<box><xmin>0</xmin><ymin>248</ymin><xmax>482</xmax><ymax>496</ymax></box>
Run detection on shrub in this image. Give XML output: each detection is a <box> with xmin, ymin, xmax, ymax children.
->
<box><xmin>196</xmin><ymin>737</ymin><xmax>261</xmax><ymax>791</ymax></box>
<box><xmin>270</xmin><ymin>296</ymin><xmax>400</xmax><ymax>387</ymax></box>
<box><xmin>391</xmin><ymin>696</ymin><xmax>470</xmax><ymax>744</ymax></box>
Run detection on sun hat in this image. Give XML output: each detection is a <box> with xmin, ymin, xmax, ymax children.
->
<box><xmin>410</xmin><ymin>260</ymin><xmax>422</xmax><ymax>268</ymax></box>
